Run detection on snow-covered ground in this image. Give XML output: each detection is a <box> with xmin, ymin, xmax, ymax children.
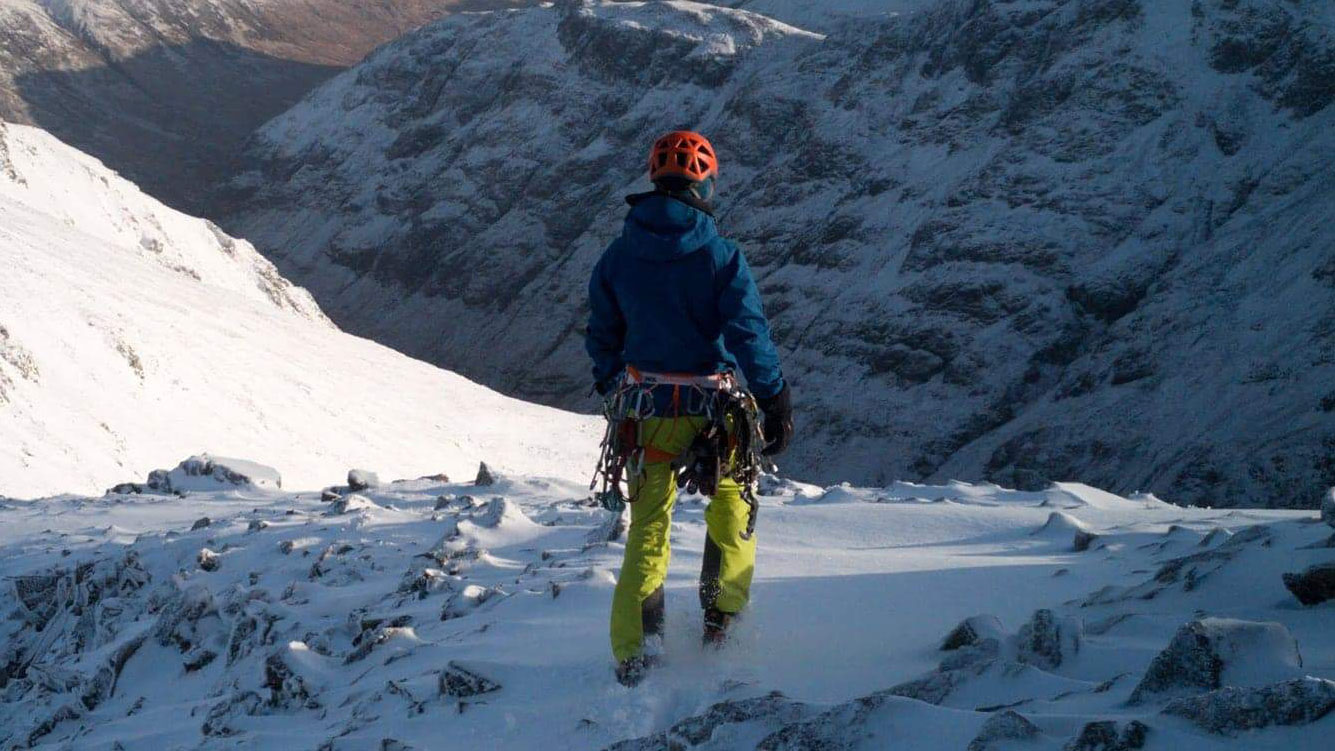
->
<box><xmin>0</xmin><ymin>121</ymin><xmax>598</xmax><ymax>498</ymax></box>
<box><xmin>2</xmin><ymin>467</ymin><xmax>1331</xmax><ymax>749</ymax></box>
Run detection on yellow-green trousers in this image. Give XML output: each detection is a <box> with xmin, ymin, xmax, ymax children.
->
<box><xmin>610</xmin><ymin>416</ymin><xmax>757</xmax><ymax>663</ymax></box>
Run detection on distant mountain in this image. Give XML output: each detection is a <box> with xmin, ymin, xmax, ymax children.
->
<box><xmin>0</xmin><ymin>120</ymin><xmax>596</xmax><ymax>498</ymax></box>
<box><xmin>219</xmin><ymin>0</ymin><xmax>1335</xmax><ymax>508</ymax></box>
<box><xmin>0</xmin><ymin>0</ymin><xmax>535</xmax><ymax>213</ymax></box>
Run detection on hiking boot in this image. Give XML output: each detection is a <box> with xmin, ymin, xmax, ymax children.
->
<box><xmin>615</xmin><ymin>654</ymin><xmax>659</xmax><ymax>688</ymax></box>
<box><xmin>702</xmin><ymin>608</ymin><xmax>733</xmax><ymax>649</ymax></box>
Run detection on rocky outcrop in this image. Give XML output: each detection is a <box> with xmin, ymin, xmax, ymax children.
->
<box><xmin>1016</xmin><ymin>609</ymin><xmax>1081</xmax><ymax>671</ymax></box>
<box><xmin>1128</xmin><ymin>618</ymin><xmax>1303</xmax><ymax>704</ymax></box>
<box><xmin>968</xmin><ymin>710</ymin><xmax>1041</xmax><ymax>751</ymax></box>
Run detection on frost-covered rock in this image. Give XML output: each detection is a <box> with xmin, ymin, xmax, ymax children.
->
<box><xmin>1016</xmin><ymin>609</ymin><xmax>1081</xmax><ymax>671</ymax></box>
<box><xmin>940</xmin><ymin>614</ymin><xmax>1006</xmax><ymax>651</ymax></box>
<box><xmin>191</xmin><ymin>516</ymin><xmax>211</xmax><ymax>531</ymax></box>
<box><xmin>1162</xmin><ymin>677</ymin><xmax>1335</xmax><ymax>735</ymax></box>
<box><xmin>968</xmin><ymin>710</ymin><xmax>1041</xmax><ymax>751</ymax></box>
<box><xmin>605</xmin><ymin>692</ymin><xmax>810</xmax><ymax>750</ymax></box>
<box><xmin>347</xmin><ymin>469</ymin><xmax>380</xmax><ymax>491</ymax></box>
<box><xmin>1129</xmin><ymin>618</ymin><xmax>1303</xmax><ymax>704</ymax></box>
<box><xmin>1064</xmin><ymin>720</ymin><xmax>1149</xmax><ymax>750</ymax></box>
<box><xmin>439</xmin><ymin>661</ymin><xmax>501</xmax><ymax>698</ymax></box>
<box><xmin>197</xmin><ymin>548</ymin><xmax>221</xmax><ymax>572</ymax></box>
<box><xmin>145</xmin><ymin>455</ymin><xmax>282</xmax><ymax>494</ymax></box>
<box><xmin>1282</xmin><ymin>563</ymin><xmax>1335</xmax><ymax>606</ymax></box>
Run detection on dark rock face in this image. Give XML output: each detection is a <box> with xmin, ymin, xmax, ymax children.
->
<box><xmin>224</xmin><ymin>0</ymin><xmax>1335</xmax><ymax>508</ymax></box>
<box><xmin>1128</xmin><ymin>618</ymin><xmax>1302</xmax><ymax>705</ymax></box>
<box><xmin>1322</xmin><ymin>488</ymin><xmax>1335</xmax><ymax>528</ymax></box>
<box><xmin>941</xmin><ymin>614</ymin><xmax>1006</xmax><ymax>651</ymax></box>
<box><xmin>347</xmin><ymin>469</ymin><xmax>380</xmax><ymax>491</ymax></box>
<box><xmin>1162</xmin><ymin>677</ymin><xmax>1335</xmax><ymax>735</ymax></box>
<box><xmin>1282</xmin><ymin>563</ymin><xmax>1335</xmax><ymax>606</ymax></box>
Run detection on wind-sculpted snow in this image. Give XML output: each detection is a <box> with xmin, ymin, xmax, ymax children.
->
<box><xmin>0</xmin><ymin>123</ymin><xmax>598</xmax><ymax>497</ymax></box>
<box><xmin>222</xmin><ymin>0</ymin><xmax>1335</xmax><ymax>509</ymax></box>
<box><xmin>1</xmin><ymin>472</ymin><xmax>1329</xmax><ymax>748</ymax></box>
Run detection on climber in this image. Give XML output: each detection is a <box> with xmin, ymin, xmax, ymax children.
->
<box><xmin>585</xmin><ymin>130</ymin><xmax>794</xmax><ymax>687</ymax></box>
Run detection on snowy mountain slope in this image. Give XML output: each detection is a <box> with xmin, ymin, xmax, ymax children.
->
<box><xmin>0</xmin><ymin>121</ymin><xmax>598</xmax><ymax>498</ymax></box>
<box><xmin>0</xmin><ymin>0</ymin><xmax>537</xmax><ymax>212</ymax></box>
<box><xmin>220</xmin><ymin>0</ymin><xmax>1335</xmax><ymax>508</ymax></box>
<box><xmin>1</xmin><ymin>466</ymin><xmax>1328</xmax><ymax>749</ymax></box>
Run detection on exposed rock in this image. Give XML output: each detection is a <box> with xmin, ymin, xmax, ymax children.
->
<box><xmin>1162</xmin><ymin>677</ymin><xmax>1335</xmax><ymax>735</ymax></box>
<box><xmin>1129</xmin><ymin>618</ymin><xmax>1303</xmax><ymax>704</ymax></box>
<box><xmin>941</xmin><ymin>614</ymin><xmax>1006</xmax><ymax>651</ymax></box>
<box><xmin>475</xmin><ymin>462</ymin><xmax>497</xmax><ymax>487</ymax></box>
<box><xmin>1282</xmin><ymin>563</ymin><xmax>1335</xmax><ymax>606</ymax></box>
<box><xmin>320</xmin><ymin>488</ymin><xmax>342</xmax><ymax>502</ymax></box>
<box><xmin>434</xmin><ymin>495</ymin><xmax>454</xmax><ymax>511</ymax></box>
<box><xmin>197</xmin><ymin>548</ymin><xmax>221</xmax><ymax>572</ymax></box>
<box><xmin>1322</xmin><ymin>487</ymin><xmax>1335</xmax><ymax>528</ymax></box>
<box><xmin>347</xmin><ymin>469</ymin><xmax>380</xmax><ymax>491</ymax></box>
<box><xmin>968</xmin><ymin>710</ymin><xmax>1041</xmax><ymax>751</ymax></box>
<box><xmin>79</xmin><ymin>634</ymin><xmax>147</xmax><ymax>711</ymax></box>
<box><xmin>191</xmin><ymin>517</ymin><xmax>211</xmax><ymax>531</ymax></box>
<box><xmin>248</xmin><ymin>519</ymin><xmax>270</xmax><ymax>532</ymax></box>
<box><xmin>439</xmin><ymin>661</ymin><xmax>501</xmax><ymax>698</ymax></box>
<box><xmin>1064</xmin><ymin>720</ymin><xmax>1148</xmax><ymax>750</ymax></box>
<box><xmin>1016</xmin><ymin>609</ymin><xmax>1081</xmax><ymax>671</ymax></box>
<box><xmin>263</xmin><ymin>652</ymin><xmax>316</xmax><ymax>709</ymax></box>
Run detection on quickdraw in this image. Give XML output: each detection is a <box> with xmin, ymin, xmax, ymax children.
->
<box><xmin>589</xmin><ymin>369</ymin><xmax>770</xmax><ymax>540</ymax></box>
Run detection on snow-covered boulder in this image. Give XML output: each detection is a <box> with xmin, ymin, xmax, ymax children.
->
<box><xmin>1129</xmin><ymin>618</ymin><xmax>1304</xmax><ymax>705</ymax></box>
<box><xmin>1162</xmin><ymin>677</ymin><xmax>1335</xmax><ymax>735</ymax></box>
<box><xmin>326</xmin><ymin>494</ymin><xmax>380</xmax><ymax>515</ymax></box>
<box><xmin>1282</xmin><ymin>563</ymin><xmax>1335</xmax><ymax>606</ymax></box>
<box><xmin>1033</xmin><ymin>512</ymin><xmax>1100</xmax><ymax>552</ymax></box>
<box><xmin>347</xmin><ymin>469</ymin><xmax>380</xmax><ymax>491</ymax></box>
<box><xmin>146</xmin><ymin>455</ymin><xmax>281</xmax><ymax>495</ymax></box>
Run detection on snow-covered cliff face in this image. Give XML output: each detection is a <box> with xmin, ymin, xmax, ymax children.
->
<box><xmin>0</xmin><ymin>121</ymin><xmax>597</xmax><ymax>498</ymax></box>
<box><xmin>0</xmin><ymin>0</ymin><xmax>532</xmax><ymax>212</ymax></box>
<box><xmin>221</xmin><ymin>0</ymin><xmax>1335</xmax><ymax>508</ymax></box>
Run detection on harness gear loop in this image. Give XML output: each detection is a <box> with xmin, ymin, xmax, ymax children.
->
<box><xmin>590</xmin><ymin>369</ymin><xmax>768</xmax><ymax>539</ymax></box>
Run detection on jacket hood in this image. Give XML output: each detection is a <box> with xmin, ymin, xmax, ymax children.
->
<box><xmin>621</xmin><ymin>194</ymin><xmax>718</xmax><ymax>261</ymax></box>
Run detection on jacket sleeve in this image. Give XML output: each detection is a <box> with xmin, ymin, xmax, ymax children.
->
<box><xmin>585</xmin><ymin>249</ymin><xmax>626</xmax><ymax>389</ymax></box>
<box><xmin>715</xmin><ymin>241</ymin><xmax>784</xmax><ymax>399</ymax></box>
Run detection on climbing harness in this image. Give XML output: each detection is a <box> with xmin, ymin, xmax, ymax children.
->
<box><xmin>590</xmin><ymin>367</ymin><xmax>769</xmax><ymax>540</ymax></box>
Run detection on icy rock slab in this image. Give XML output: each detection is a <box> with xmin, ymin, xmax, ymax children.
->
<box><xmin>967</xmin><ymin>710</ymin><xmax>1041</xmax><ymax>751</ymax></box>
<box><xmin>1064</xmin><ymin>720</ymin><xmax>1148</xmax><ymax>750</ymax></box>
<box><xmin>1016</xmin><ymin>609</ymin><xmax>1082</xmax><ymax>671</ymax></box>
<box><xmin>1322</xmin><ymin>487</ymin><xmax>1335</xmax><ymax>529</ymax></box>
<box><xmin>1128</xmin><ymin>618</ymin><xmax>1303</xmax><ymax>705</ymax></box>
<box><xmin>347</xmin><ymin>469</ymin><xmax>380</xmax><ymax>491</ymax></box>
<box><xmin>1162</xmin><ymin>677</ymin><xmax>1335</xmax><ymax>735</ymax></box>
<box><xmin>1282</xmin><ymin>563</ymin><xmax>1335</xmax><ymax>606</ymax></box>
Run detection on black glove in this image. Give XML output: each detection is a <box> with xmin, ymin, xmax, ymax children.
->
<box><xmin>755</xmin><ymin>383</ymin><xmax>793</xmax><ymax>456</ymax></box>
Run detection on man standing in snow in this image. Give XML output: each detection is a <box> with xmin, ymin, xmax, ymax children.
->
<box><xmin>586</xmin><ymin>130</ymin><xmax>793</xmax><ymax>686</ymax></box>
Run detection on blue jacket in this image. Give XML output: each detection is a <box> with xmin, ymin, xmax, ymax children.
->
<box><xmin>586</xmin><ymin>193</ymin><xmax>784</xmax><ymax>400</ymax></box>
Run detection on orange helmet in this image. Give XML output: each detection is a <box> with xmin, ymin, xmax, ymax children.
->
<box><xmin>648</xmin><ymin>130</ymin><xmax>718</xmax><ymax>183</ymax></box>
